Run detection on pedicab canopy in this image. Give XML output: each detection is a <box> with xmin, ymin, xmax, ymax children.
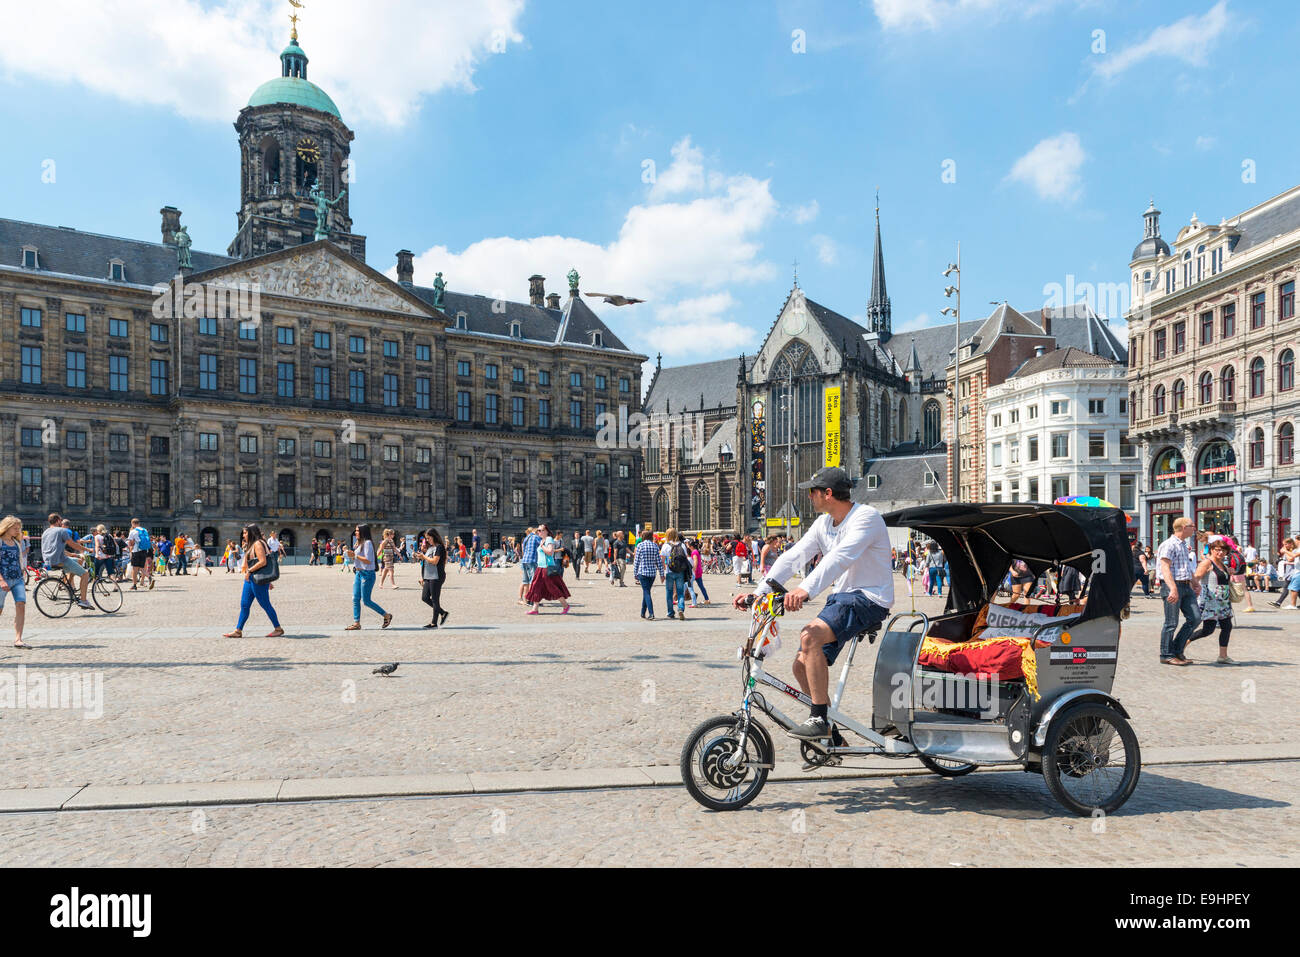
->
<box><xmin>883</xmin><ymin>503</ymin><xmax>1134</xmax><ymax>624</ymax></box>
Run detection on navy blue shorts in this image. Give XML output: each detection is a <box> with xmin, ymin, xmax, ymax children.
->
<box><xmin>815</xmin><ymin>592</ymin><xmax>889</xmax><ymax>665</ymax></box>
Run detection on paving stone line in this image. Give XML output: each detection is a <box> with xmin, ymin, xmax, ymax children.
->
<box><xmin>4</xmin><ymin>744</ymin><xmax>1297</xmax><ymax>814</ymax></box>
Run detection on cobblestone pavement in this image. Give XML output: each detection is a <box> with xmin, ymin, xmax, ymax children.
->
<box><xmin>0</xmin><ymin>760</ymin><xmax>1294</xmax><ymax>866</ymax></box>
<box><xmin>1</xmin><ymin>567</ymin><xmax>1296</xmax><ymax>789</ymax></box>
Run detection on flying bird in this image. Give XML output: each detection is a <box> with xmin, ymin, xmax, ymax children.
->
<box><xmin>372</xmin><ymin>663</ymin><xmax>399</xmax><ymax>676</ymax></box>
<box><xmin>584</xmin><ymin>292</ymin><xmax>645</xmax><ymax>307</ymax></box>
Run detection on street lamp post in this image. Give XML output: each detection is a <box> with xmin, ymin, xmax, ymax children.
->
<box><xmin>942</xmin><ymin>243</ymin><xmax>961</xmax><ymax>503</ymax></box>
<box><xmin>192</xmin><ymin>498</ymin><xmax>203</xmax><ymax>544</ymax></box>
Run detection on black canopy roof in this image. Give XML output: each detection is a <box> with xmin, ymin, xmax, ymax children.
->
<box><xmin>884</xmin><ymin>503</ymin><xmax>1134</xmax><ymax>622</ymax></box>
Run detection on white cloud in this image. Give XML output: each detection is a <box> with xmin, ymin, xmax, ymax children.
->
<box><xmin>403</xmin><ymin>136</ymin><xmax>779</xmax><ymax>360</ymax></box>
<box><xmin>790</xmin><ymin>200</ymin><xmax>820</xmax><ymax>224</ymax></box>
<box><xmin>1195</xmin><ymin>134</ymin><xmax>1217</xmax><ymax>151</ymax></box>
<box><xmin>0</xmin><ymin>0</ymin><xmax>526</xmax><ymax>126</ymax></box>
<box><xmin>897</xmin><ymin>312</ymin><xmax>935</xmax><ymax>333</ymax></box>
<box><xmin>811</xmin><ymin>234</ymin><xmax>839</xmax><ymax>265</ymax></box>
<box><xmin>872</xmin><ymin>0</ymin><xmax>1056</xmax><ymax>31</ymax></box>
<box><xmin>1006</xmin><ymin>132</ymin><xmax>1086</xmax><ymax>203</ymax></box>
<box><xmin>648</xmin><ymin>137</ymin><xmax>707</xmax><ymax>199</ymax></box>
<box><xmin>643</xmin><ymin>292</ymin><xmax>754</xmax><ymax>358</ymax></box>
<box><xmin>1093</xmin><ymin>1</ymin><xmax>1231</xmax><ymax>82</ymax></box>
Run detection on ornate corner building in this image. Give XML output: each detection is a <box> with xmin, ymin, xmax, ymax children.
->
<box><xmin>0</xmin><ymin>27</ymin><xmax>644</xmax><ymax>550</ymax></box>
<box><xmin>1126</xmin><ymin>190</ymin><xmax>1300</xmax><ymax>553</ymax></box>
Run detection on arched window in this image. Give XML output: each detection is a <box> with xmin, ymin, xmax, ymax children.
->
<box><xmin>1151</xmin><ymin>447</ymin><xmax>1186</xmax><ymax>491</ymax></box>
<box><xmin>879</xmin><ymin>390</ymin><xmax>890</xmax><ymax>447</ymax></box>
<box><xmin>199</xmin><ymin>526</ymin><xmax>219</xmax><ymax>549</ymax></box>
<box><xmin>1249</xmin><ymin>427</ymin><xmax>1265</xmax><ymax>468</ymax></box>
<box><xmin>897</xmin><ymin>398</ymin><xmax>908</xmax><ymax>443</ymax></box>
<box><xmin>1152</xmin><ymin>384</ymin><xmax>1166</xmax><ymax>415</ymax></box>
<box><xmin>1250</xmin><ymin>356</ymin><xmax>1265</xmax><ymax>397</ymax></box>
<box><xmin>1248</xmin><ymin>498</ymin><xmax>1261</xmax><ymax>548</ymax></box>
<box><xmin>1143</xmin><ymin>270</ymin><xmax>1152</xmax><ymax>290</ymax></box>
<box><xmin>1172</xmin><ymin>378</ymin><xmax>1186</xmax><ymax>411</ymax></box>
<box><xmin>1279</xmin><ymin>423</ymin><xmax>1294</xmax><ymax>465</ymax></box>
<box><xmin>1221</xmin><ymin>365</ymin><xmax>1235</xmax><ymax>402</ymax></box>
<box><xmin>1197</xmin><ymin>244</ymin><xmax>1205</xmax><ymax>282</ymax></box>
<box><xmin>277</xmin><ymin>529</ymin><xmax>296</xmax><ymax>555</ymax></box>
<box><xmin>1196</xmin><ymin>440</ymin><xmax>1236</xmax><ymax>485</ymax></box>
<box><xmin>1279</xmin><ymin>496</ymin><xmax>1293</xmax><ymax>545</ymax></box>
<box><xmin>922</xmin><ymin>400</ymin><xmax>942</xmax><ymax>448</ymax></box>
<box><xmin>645</xmin><ymin>428</ymin><xmax>660</xmax><ymax>472</ymax></box>
<box><xmin>653</xmin><ymin>489</ymin><xmax>669</xmax><ymax>532</ymax></box>
<box><xmin>1130</xmin><ymin>390</ymin><xmax>1138</xmax><ymax>423</ymax></box>
<box><xmin>261</xmin><ymin>138</ymin><xmax>282</xmax><ymax>191</ymax></box>
<box><xmin>1280</xmin><ymin>349</ymin><xmax>1295</xmax><ymax>392</ymax></box>
<box><xmin>1198</xmin><ymin>371</ymin><xmax>1213</xmax><ymax>404</ymax></box>
<box><xmin>691</xmin><ymin>483</ymin><xmax>711</xmax><ymax>530</ymax></box>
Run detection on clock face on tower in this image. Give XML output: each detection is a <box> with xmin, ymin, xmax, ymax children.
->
<box><xmin>296</xmin><ymin>138</ymin><xmax>321</xmax><ymax>163</ymax></box>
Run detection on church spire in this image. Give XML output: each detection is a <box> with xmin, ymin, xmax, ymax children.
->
<box><xmin>866</xmin><ymin>191</ymin><xmax>891</xmax><ymax>341</ymax></box>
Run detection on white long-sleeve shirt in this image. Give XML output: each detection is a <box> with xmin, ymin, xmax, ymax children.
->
<box><xmin>755</xmin><ymin>502</ymin><xmax>894</xmax><ymax>607</ymax></box>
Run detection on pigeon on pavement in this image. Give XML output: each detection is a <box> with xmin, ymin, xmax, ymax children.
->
<box><xmin>372</xmin><ymin>663</ymin><xmax>399</xmax><ymax>676</ymax></box>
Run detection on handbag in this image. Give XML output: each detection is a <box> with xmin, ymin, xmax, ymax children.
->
<box><xmin>251</xmin><ymin>546</ymin><xmax>279</xmax><ymax>584</ymax></box>
<box><xmin>1228</xmin><ymin>580</ymin><xmax>1245</xmax><ymax>603</ymax></box>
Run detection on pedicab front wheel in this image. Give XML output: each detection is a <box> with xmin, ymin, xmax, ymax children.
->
<box><xmin>1042</xmin><ymin>703</ymin><xmax>1141</xmax><ymax>816</ymax></box>
<box><xmin>681</xmin><ymin>714</ymin><xmax>774</xmax><ymax>811</ymax></box>
<box><xmin>917</xmin><ymin>753</ymin><xmax>978</xmax><ymax>777</ymax></box>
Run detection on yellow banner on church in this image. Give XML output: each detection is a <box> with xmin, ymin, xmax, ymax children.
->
<box><xmin>824</xmin><ymin>387</ymin><xmax>841</xmax><ymax>466</ymax></box>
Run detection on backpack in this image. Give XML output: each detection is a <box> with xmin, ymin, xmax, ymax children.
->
<box><xmin>101</xmin><ymin>534</ymin><xmax>119</xmax><ymax>559</ymax></box>
<box><xmin>668</xmin><ymin>543</ymin><xmax>691</xmax><ymax>575</ymax></box>
<box><xmin>135</xmin><ymin>528</ymin><xmax>151</xmax><ymax>551</ymax></box>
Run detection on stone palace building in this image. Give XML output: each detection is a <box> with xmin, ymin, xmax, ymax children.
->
<box><xmin>0</xmin><ymin>27</ymin><xmax>644</xmax><ymax>551</ymax></box>
<box><xmin>1127</xmin><ymin>188</ymin><xmax>1300</xmax><ymax>555</ymax></box>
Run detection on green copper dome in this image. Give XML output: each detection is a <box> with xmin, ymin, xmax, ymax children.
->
<box><xmin>246</xmin><ymin>35</ymin><xmax>341</xmax><ymax>119</ymax></box>
<box><xmin>247</xmin><ymin>76</ymin><xmax>341</xmax><ymax>118</ymax></box>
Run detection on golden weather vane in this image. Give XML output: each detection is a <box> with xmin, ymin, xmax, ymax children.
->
<box><xmin>288</xmin><ymin>0</ymin><xmax>304</xmax><ymax>40</ymax></box>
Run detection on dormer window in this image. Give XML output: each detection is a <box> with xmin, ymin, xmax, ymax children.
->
<box><xmin>109</xmin><ymin>259</ymin><xmax>125</xmax><ymax>282</ymax></box>
<box><xmin>590</xmin><ymin>331</ymin><xmax>604</xmax><ymax>348</ymax></box>
<box><xmin>455</xmin><ymin>312</ymin><xmax>467</xmax><ymax>330</ymax></box>
<box><xmin>510</xmin><ymin>321</ymin><xmax>521</xmax><ymax>338</ymax></box>
<box><xmin>21</xmin><ymin>246</ymin><xmax>38</xmax><ymax>269</ymax></box>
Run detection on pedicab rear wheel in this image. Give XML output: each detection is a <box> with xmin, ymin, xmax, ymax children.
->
<box><xmin>1042</xmin><ymin>703</ymin><xmax>1140</xmax><ymax>816</ymax></box>
<box><xmin>917</xmin><ymin>754</ymin><xmax>978</xmax><ymax>777</ymax></box>
<box><xmin>681</xmin><ymin>714</ymin><xmax>774</xmax><ymax>811</ymax></box>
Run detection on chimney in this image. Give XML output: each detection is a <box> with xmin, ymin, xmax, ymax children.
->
<box><xmin>546</xmin><ymin>292</ymin><xmax>561</xmax><ymax>310</ymax></box>
<box><xmin>395</xmin><ymin>249</ymin><xmax>414</xmax><ymax>287</ymax></box>
<box><xmin>529</xmin><ymin>275</ymin><xmax>546</xmax><ymax>307</ymax></box>
<box><xmin>1034</xmin><ymin>345</ymin><xmax>1046</xmax><ymax>358</ymax></box>
<box><xmin>160</xmin><ymin>206</ymin><xmax>182</xmax><ymax>244</ymax></box>
<box><xmin>1040</xmin><ymin>310</ymin><xmax>1052</xmax><ymax>336</ymax></box>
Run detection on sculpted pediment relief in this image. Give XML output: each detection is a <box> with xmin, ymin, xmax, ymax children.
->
<box><xmin>212</xmin><ymin>247</ymin><xmax>429</xmax><ymax>316</ymax></box>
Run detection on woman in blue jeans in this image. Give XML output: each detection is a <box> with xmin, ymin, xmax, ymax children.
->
<box><xmin>346</xmin><ymin>524</ymin><xmax>392</xmax><ymax>630</ymax></box>
<box><xmin>223</xmin><ymin>523</ymin><xmax>283</xmax><ymax>638</ymax></box>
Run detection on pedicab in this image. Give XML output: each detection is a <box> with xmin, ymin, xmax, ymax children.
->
<box><xmin>681</xmin><ymin>502</ymin><xmax>1140</xmax><ymax>816</ymax></box>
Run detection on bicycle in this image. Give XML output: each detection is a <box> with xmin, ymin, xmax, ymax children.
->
<box><xmin>33</xmin><ymin>567</ymin><xmax>123</xmax><ymax>617</ymax></box>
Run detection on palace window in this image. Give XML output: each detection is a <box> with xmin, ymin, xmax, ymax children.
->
<box><xmin>1282</xmin><ymin>281</ymin><xmax>1296</xmax><ymax>321</ymax></box>
<box><xmin>21</xmin><ymin>307</ymin><xmax>41</xmax><ymax>327</ymax></box>
<box><xmin>1280</xmin><ymin>349</ymin><xmax>1295</xmax><ymax>392</ymax></box>
<box><xmin>1279</xmin><ymin>423</ymin><xmax>1295</xmax><ymax>466</ymax></box>
<box><xmin>151</xmin><ymin>359</ymin><xmax>171</xmax><ymax>395</ymax></box>
<box><xmin>65</xmin><ymin>312</ymin><xmax>86</xmax><ymax>333</ymax></box>
<box><xmin>21</xmin><ymin>346</ymin><xmax>41</xmax><ymax>384</ymax></box>
<box><xmin>200</xmin><ymin>354</ymin><xmax>218</xmax><ymax>391</ymax></box>
<box><xmin>1173</xmin><ymin>321</ymin><xmax>1185</xmax><ymax>354</ymax></box>
<box><xmin>314</xmin><ymin>331</ymin><xmax>331</xmax><ymax>350</ymax></box>
<box><xmin>66</xmin><ymin>469</ymin><xmax>87</xmax><ymax>507</ymax></box>
<box><xmin>1199</xmin><ymin>311</ymin><xmax>1213</xmax><ymax>345</ymax></box>
<box><xmin>1172</xmin><ymin>378</ymin><xmax>1185</xmax><ymax>411</ymax></box>
<box><xmin>277</xmin><ymin>326</ymin><xmax>295</xmax><ymax>346</ymax></box>
<box><xmin>1222</xmin><ymin>303</ymin><xmax>1236</xmax><ymax>338</ymax></box>
<box><xmin>314</xmin><ymin>366</ymin><xmax>331</xmax><ymax>400</ymax></box>
<box><xmin>1221</xmin><ymin>365</ymin><xmax>1235</xmax><ymax>402</ymax></box>
<box><xmin>65</xmin><ymin>350</ymin><xmax>86</xmax><ymax>388</ymax></box>
<box><xmin>538</xmin><ymin>398</ymin><xmax>551</xmax><ymax>428</ymax></box>
<box><xmin>277</xmin><ymin>361</ymin><xmax>295</xmax><ymax>398</ymax></box>
<box><xmin>415</xmin><ymin>376</ymin><xmax>430</xmax><ymax>410</ymax></box>
<box><xmin>1152</xmin><ymin>384</ymin><xmax>1166</xmax><ymax>416</ymax></box>
<box><xmin>383</xmin><ymin>373</ymin><xmax>398</xmax><ymax>407</ymax></box>
<box><xmin>238</xmin><ymin>358</ymin><xmax>257</xmax><ymax>395</ymax></box>
<box><xmin>1249</xmin><ymin>428</ymin><xmax>1265</xmax><ymax>469</ymax></box>
<box><xmin>1199</xmin><ymin>371</ymin><xmax>1213</xmax><ymax>404</ymax></box>
<box><xmin>456</xmin><ymin>391</ymin><xmax>471</xmax><ymax>422</ymax></box>
<box><xmin>1251</xmin><ymin>292</ymin><xmax>1266</xmax><ymax>329</ymax></box>
<box><xmin>350</xmin><ymin>370</ymin><xmax>366</xmax><ymax>404</ymax></box>
<box><xmin>1250</xmin><ymin>357</ymin><xmax>1265</xmax><ymax>397</ymax></box>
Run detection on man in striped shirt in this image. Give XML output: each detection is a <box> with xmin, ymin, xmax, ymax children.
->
<box><xmin>633</xmin><ymin>534</ymin><xmax>664</xmax><ymax>620</ymax></box>
<box><xmin>1157</xmin><ymin>516</ymin><xmax>1201</xmax><ymax>665</ymax></box>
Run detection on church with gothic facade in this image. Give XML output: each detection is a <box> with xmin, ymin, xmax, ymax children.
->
<box><xmin>0</xmin><ymin>28</ymin><xmax>644</xmax><ymax>550</ymax></box>
<box><xmin>643</xmin><ymin>208</ymin><xmax>1127</xmax><ymax>535</ymax></box>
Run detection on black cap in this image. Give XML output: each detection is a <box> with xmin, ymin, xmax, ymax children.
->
<box><xmin>797</xmin><ymin>466</ymin><xmax>853</xmax><ymax>494</ymax></box>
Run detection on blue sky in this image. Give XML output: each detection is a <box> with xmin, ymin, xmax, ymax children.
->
<box><xmin>1</xmin><ymin>0</ymin><xmax>1294</xmax><ymax>368</ymax></box>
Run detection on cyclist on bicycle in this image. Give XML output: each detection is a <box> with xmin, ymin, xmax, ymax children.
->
<box><xmin>732</xmin><ymin>467</ymin><xmax>893</xmax><ymax>740</ymax></box>
<box><xmin>41</xmin><ymin>513</ymin><xmax>93</xmax><ymax>610</ymax></box>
